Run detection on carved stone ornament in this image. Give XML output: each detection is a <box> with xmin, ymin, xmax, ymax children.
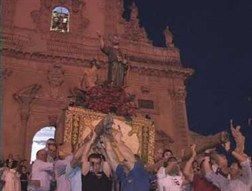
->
<box><xmin>43</xmin><ymin>0</ymin><xmax>52</xmax><ymax>9</ymax></box>
<box><xmin>71</xmin><ymin>0</ymin><xmax>85</xmax><ymax>13</ymax></box>
<box><xmin>0</xmin><ymin>68</ymin><xmax>13</xmax><ymax>80</ymax></box>
<box><xmin>47</xmin><ymin>65</ymin><xmax>65</xmax><ymax>87</ymax></box>
<box><xmin>64</xmin><ymin>106</ymin><xmax>155</xmax><ymax>164</ymax></box>
<box><xmin>140</xmin><ymin>86</ymin><xmax>150</xmax><ymax>95</ymax></box>
<box><xmin>13</xmin><ymin>84</ymin><xmax>41</xmax><ymax>122</ymax></box>
<box><xmin>30</xmin><ymin>10</ymin><xmax>40</xmax><ymax>23</ymax></box>
<box><xmin>2</xmin><ymin>0</ymin><xmax>17</xmax><ymax>27</ymax></box>
<box><xmin>169</xmin><ymin>87</ymin><xmax>187</xmax><ymax>100</ymax></box>
<box><xmin>122</xmin><ymin>3</ymin><xmax>150</xmax><ymax>43</ymax></box>
<box><xmin>14</xmin><ymin>84</ymin><xmax>41</xmax><ymax>103</ymax></box>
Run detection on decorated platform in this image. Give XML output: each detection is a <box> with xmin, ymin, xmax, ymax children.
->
<box><xmin>63</xmin><ymin>106</ymin><xmax>155</xmax><ymax>164</ymax></box>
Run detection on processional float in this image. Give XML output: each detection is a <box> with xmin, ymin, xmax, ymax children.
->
<box><xmin>62</xmin><ymin>33</ymin><xmax>229</xmax><ymax>165</ymax></box>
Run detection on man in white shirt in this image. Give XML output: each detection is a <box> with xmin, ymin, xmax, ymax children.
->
<box><xmin>31</xmin><ymin>149</ymin><xmax>54</xmax><ymax>191</ymax></box>
<box><xmin>157</xmin><ymin>157</ymin><xmax>184</xmax><ymax>191</ymax></box>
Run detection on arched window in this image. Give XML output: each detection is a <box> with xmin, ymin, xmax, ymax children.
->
<box><xmin>30</xmin><ymin>126</ymin><xmax>56</xmax><ymax>163</ymax></box>
<box><xmin>50</xmin><ymin>7</ymin><xmax>70</xmax><ymax>33</ymax></box>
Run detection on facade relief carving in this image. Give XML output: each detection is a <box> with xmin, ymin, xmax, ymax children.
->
<box><xmin>47</xmin><ymin>64</ymin><xmax>65</xmax><ymax>99</ymax></box>
<box><xmin>0</xmin><ymin>68</ymin><xmax>13</xmax><ymax>80</ymax></box>
<box><xmin>121</xmin><ymin>3</ymin><xmax>150</xmax><ymax>43</ymax></box>
<box><xmin>168</xmin><ymin>85</ymin><xmax>187</xmax><ymax>100</ymax></box>
<box><xmin>141</xmin><ymin>86</ymin><xmax>150</xmax><ymax>95</ymax></box>
<box><xmin>71</xmin><ymin>0</ymin><xmax>85</xmax><ymax>13</ymax></box>
<box><xmin>2</xmin><ymin>0</ymin><xmax>17</xmax><ymax>27</ymax></box>
<box><xmin>13</xmin><ymin>84</ymin><xmax>41</xmax><ymax>122</ymax></box>
<box><xmin>47</xmin><ymin>65</ymin><xmax>65</xmax><ymax>87</ymax></box>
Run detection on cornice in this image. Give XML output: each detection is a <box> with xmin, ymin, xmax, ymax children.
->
<box><xmin>2</xmin><ymin>47</ymin><xmax>193</xmax><ymax>80</ymax></box>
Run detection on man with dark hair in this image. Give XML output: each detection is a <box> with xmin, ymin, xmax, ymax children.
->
<box><xmin>157</xmin><ymin>156</ymin><xmax>184</xmax><ymax>191</ymax></box>
<box><xmin>103</xmin><ymin>129</ymin><xmax>150</xmax><ymax>191</ymax></box>
<box><xmin>45</xmin><ymin>138</ymin><xmax>57</xmax><ymax>163</ymax></box>
<box><xmin>162</xmin><ymin>149</ymin><xmax>173</xmax><ymax>160</ymax></box>
<box><xmin>81</xmin><ymin>132</ymin><xmax>112</xmax><ymax>191</ymax></box>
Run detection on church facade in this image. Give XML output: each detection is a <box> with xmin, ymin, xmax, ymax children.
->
<box><xmin>1</xmin><ymin>0</ymin><xmax>193</xmax><ymax>160</ymax></box>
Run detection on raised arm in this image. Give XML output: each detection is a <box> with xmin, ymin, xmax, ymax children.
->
<box><xmin>145</xmin><ymin>158</ymin><xmax>166</xmax><ymax>173</ymax></box>
<box><xmin>81</xmin><ymin>132</ymin><xmax>96</xmax><ymax>175</ymax></box>
<box><xmin>224</xmin><ymin>130</ymin><xmax>252</xmax><ymax>185</ymax></box>
<box><xmin>164</xmin><ymin>160</ymin><xmax>178</xmax><ymax>174</ymax></box>
<box><xmin>203</xmin><ymin>155</ymin><xmax>228</xmax><ymax>189</ymax></box>
<box><xmin>97</xmin><ymin>142</ymin><xmax>111</xmax><ymax>177</ymax></box>
<box><xmin>113</xmin><ymin>129</ymin><xmax>136</xmax><ymax>163</ymax></box>
<box><xmin>103</xmin><ymin>136</ymin><xmax>119</xmax><ymax>172</ymax></box>
<box><xmin>230</xmin><ymin>124</ymin><xmax>245</xmax><ymax>154</ymax></box>
<box><xmin>183</xmin><ymin>144</ymin><xmax>197</xmax><ymax>182</ymax></box>
<box><xmin>225</xmin><ymin>142</ymin><xmax>248</xmax><ymax>162</ymax></box>
<box><xmin>70</xmin><ymin>144</ymin><xmax>85</xmax><ymax>169</ymax></box>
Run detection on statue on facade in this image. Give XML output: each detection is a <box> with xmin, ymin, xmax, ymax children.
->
<box><xmin>164</xmin><ymin>26</ymin><xmax>175</xmax><ymax>48</ymax></box>
<box><xmin>97</xmin><ymin>31</ymin><xmax>128</xmax><ymax>87</ymax></box>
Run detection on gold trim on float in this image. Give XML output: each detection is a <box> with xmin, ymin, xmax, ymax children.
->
<box><xmin>64</xmin><ymin>106</ymin><xmax>155</xmax><ymax>164</ymax></box>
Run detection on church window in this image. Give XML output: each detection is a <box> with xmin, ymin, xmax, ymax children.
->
<box><xmin>50</xmin><ymin>7</ymin><xmax>70</xmax><ymax>33</ymax></box>
<box><xmin>30</xmin><ymin>126</ymin><xmax>56</xmax><ymax>163</ymax></box>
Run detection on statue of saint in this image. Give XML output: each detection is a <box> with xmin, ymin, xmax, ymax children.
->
<box><xmin>97</xmin><ymin>31</ymin><xmax>128</xmax><ymax>87</ymax></box>
<box><xmin>80</xmin><ymin>59</ymin><xmax>100</xmax><ymax>90</ymax></box>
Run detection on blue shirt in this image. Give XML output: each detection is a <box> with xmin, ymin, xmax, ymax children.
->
<box><xmin>116</xmin><ymin>162</ymin><xmax>150</xmax><ymax>191</ymax></box>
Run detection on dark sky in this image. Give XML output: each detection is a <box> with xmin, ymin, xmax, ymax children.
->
<box><xmin>124</xmin><ymin>0</ymin><xmax>252</xmax><ymax>155</ymax></box>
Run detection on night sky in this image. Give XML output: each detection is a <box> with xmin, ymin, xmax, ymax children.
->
<box><xmin>124</xmin><ymin>0</ymin><xmax>252</xmax><ymax>155</ymax></box>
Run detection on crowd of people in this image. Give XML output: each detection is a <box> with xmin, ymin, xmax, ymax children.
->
<box><xmin>0</xmin><ymin>125</ymin><xmax>251</xmax><ymax>191</ymax></box>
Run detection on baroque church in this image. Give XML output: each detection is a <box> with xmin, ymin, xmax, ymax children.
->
<box><xmin>1</xmin><ymin>0</ymin><xmax>194</xmax><ymax>161</ymax></box>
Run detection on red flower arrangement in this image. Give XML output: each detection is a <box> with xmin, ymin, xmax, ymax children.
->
<box><xmin>71</xmin><ymin>85</ymin><xmax>137</xmax><ymax>117</ymax></box>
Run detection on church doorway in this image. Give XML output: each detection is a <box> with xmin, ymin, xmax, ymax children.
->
<box><xmin>30</xmin><ymin>126</ymin><xmax>56</xmax><ymax>163</ymax></box>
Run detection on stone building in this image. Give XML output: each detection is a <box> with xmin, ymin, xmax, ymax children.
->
<box><xmin>1</xmin><ymin>0</ymin><xmax>193</xmax><ymax>160</ymax></box>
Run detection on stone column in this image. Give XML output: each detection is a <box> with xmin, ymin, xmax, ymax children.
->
<box><xmin>55</xmin><ymin>109</ymin><xmax>67</xmax><ymax>144</ymax></box>
<box><xmin>14</xmin><ymin>84</ymin><xmax>41</xmax><ymax>158</ymax></box>
<box><xmin>0</xmin><ymin>68</ymin><xmax>13</xmax><ymax>159</ymax></box>
<box><xmin>169</xmin><ymin>81</ymin><xmax>190</xmax><ymax>151</ymax></box>
<box><xmin>15</xmin><ymin>96</ymin><xmax>33</xmax><ymax>158</ymax></box>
